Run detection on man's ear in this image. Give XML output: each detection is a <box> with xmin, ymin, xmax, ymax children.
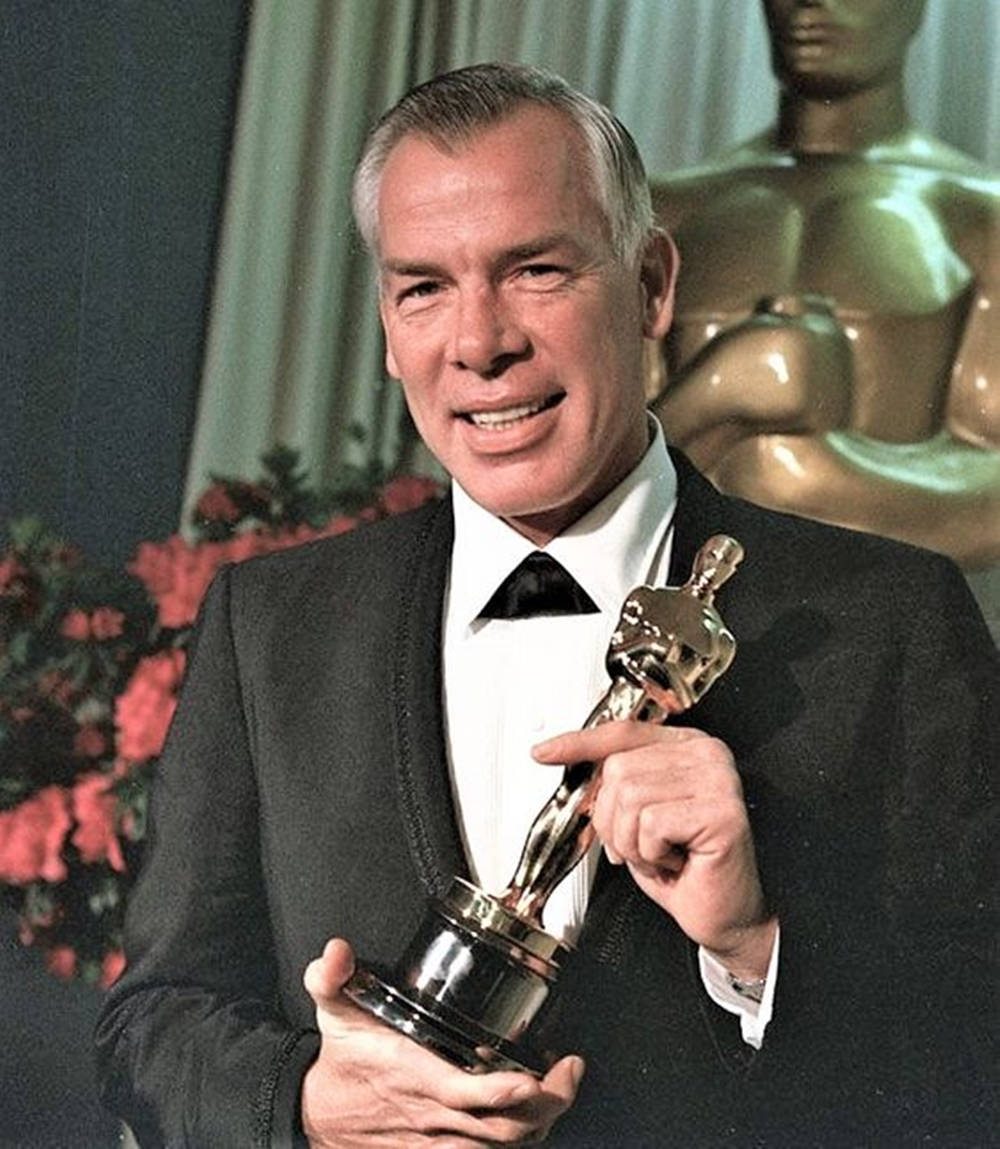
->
<box><xmin>639</xmin><ymin>229</ymin><xmax>679</xmax><ymax>339</ymax></box>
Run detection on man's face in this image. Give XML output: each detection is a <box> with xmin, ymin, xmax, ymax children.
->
<box><xmin>763</xmin><ymin>0</ymin><xmax>924</xmax><ymax>97</ymax></box>
<box><xmin>375</xmin><ymin>106</ymin><xmax>675</xmax><ymax>545</ymax></box>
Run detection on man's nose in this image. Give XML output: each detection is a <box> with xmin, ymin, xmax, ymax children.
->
<box><xmin>449</xmin><ymin>288</ymin><xmax>529</xmax><ymax>377</ymax></box>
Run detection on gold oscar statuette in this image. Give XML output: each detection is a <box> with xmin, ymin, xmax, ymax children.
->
<box><xmin>345</xmin><ymin>535</ymin><xmax>744</xmax><ymax>1074</ymax></box>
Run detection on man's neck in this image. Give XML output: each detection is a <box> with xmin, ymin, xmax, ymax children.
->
<box><xmin>499</xmin><ymin>422</ymin><xmax>655</xmax><ymax>548</ymax></box>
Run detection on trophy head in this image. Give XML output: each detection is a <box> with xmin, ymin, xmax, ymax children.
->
<box><xmin>607</xmin><ymin>535</ymin><xmax>743</xmax><ymax>713</ymax></box>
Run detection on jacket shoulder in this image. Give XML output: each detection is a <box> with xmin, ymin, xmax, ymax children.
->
<box><xmin>227</xmin><ymin>497</ymin><xmax>451</xmax><ymax>591</ymax></box>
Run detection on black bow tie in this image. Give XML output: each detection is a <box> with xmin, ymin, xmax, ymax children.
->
<box><xmin>478</xmin><ymin>551</ymin><xmax>599</xmax><ymax>620</ymax></box>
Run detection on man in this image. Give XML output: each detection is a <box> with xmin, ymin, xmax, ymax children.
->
<box><xmin>96</xmin><ymin>65</ymin><xmax>997</xmax><ymax>1147</ymax></box>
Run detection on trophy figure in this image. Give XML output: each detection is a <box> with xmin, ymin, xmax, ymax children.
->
<box><xmin>345</xmin><ymin>535</ymin><xmax>744</xmax><ymax>1074</ymax></box>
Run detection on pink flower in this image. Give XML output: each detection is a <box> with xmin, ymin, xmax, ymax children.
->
<box><xmin>60</xmin><ymin>609</ymin><xmax>91</xmax><ymax>641</ymax></box>
<box><xmin>129</xmin><ymin>536</ymin><xmax>229</xmax><ymax>629</ymax></box>
<box><xmin>379</xmin><ymin>475</ymin><xmax>442</xmax><ymax>515</ymax></box>
<box><xmin>45</xmin><ymin>945</ymin><xmax>77</xmax><ymax>980</ymax></box>
<box><xmin>73</xmin><ymin>725</ymin><xmax>107</xmax><ymax>759</ymax></box>
<box><xmin>128</xmin><ymin>538</ymin><xmax>179</xmax><ymax>599</ymax></box>
<box><xmin>38</xmin><ymin>670</ymin><xmax>75</xmax><ymax>705</ymax></box>
<box><xmin>0</xmin><ymin>557</ymin><xmax>40</xmax><ymax>619</ymax></box>
<box><xmin>115</xmin><ymin>649</ymin><xmax>186</xmax><ymax>762</ymax></box>
<box><xmin>315</xmin><ymin>515</ymin><xmax>359</xmax><ymax>540</ymax></box>
<box><xmin>71</xmin><ymin>772</ymin><xmax>126</xmax><ymax>871</ymax></box>
<box><xmin>89</xmin><ymin>607</ymin><xmax>125</xmax><ymax>640</ymax></box>
<box><xmin>0</xmin><ymin>786</ymin><xmax>72</xmax><ymax>884</ymax></box>
<box><xmin>99</xmin><ymin>948</ymin><xmax>126</xmax><ymax>989</ymax></box>
<box><xmin>194</xmin><ymin>483</ymin><xmax>241</xmax><ymax>524</ymax></box>
<box><xmin>194</xmin><ymin>480</ymin><xmax>271</xmax><ymax>526</ymax></box>
<box><xmin>0</xmin><ymin>556</ymin><xmax>26</xmax><ymax>592</ymax></box>
<box><xmin>223</xmin><ymin>531</ymin><xmax>272</xmax><ymax>564</ymax></box>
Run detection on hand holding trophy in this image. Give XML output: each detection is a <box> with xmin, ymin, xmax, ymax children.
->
<box><xmin>345</xmin><ymin>535</ymin><xmax>744</xmax><ymax>1074</ymax></box>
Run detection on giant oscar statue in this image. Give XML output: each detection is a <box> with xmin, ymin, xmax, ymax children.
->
<box><xmin>649</xmin><ymin>0</ymin><xmax>1000</xmax><ymax>632</ymax></box>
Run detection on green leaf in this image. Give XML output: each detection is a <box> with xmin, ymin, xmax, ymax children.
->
<box><xmin>88</xmin><ymin>876</ymin><xmax>121</xmax><ymax>915</ymax></box>
<box><xmin>24</xmin><ymin>884</ymin><xmax>57</xmax><ymax>922</ymax></box>
<box><xmin>0</xmin><ymin>776</ymin><xmax>29</xmax><ymax>809</ymax></box>
<box><xmin>8</xmin><ymin>516</ymin><xmax>47</xmax><ymax>550</ymax></box>
<box><xmin>5</xmin><ymin>630</ymin><xmax>32</xmax><ymax>668</ymax></box>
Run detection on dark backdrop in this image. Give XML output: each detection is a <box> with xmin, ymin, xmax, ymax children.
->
<box><xmin>1</xmin><ymin>0</ymin><xmax>248</xmax><ymax>569</ymax></box>
<box><xmin>1</xmin><ymin>3</ymin><xmax>247</xmax><ymax>1145</ymax></box>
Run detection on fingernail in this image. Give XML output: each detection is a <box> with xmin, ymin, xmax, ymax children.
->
<box><xmin>571</xmin><ymin>1058</ymin><xmax>586</xmax><ymax>1088</ymax></box>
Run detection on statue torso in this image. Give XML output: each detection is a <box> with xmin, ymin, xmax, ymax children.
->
<box><xmin>653</xmin><ymin>153</ymin><xmax>998</xmax><ymax>441</ymax></box>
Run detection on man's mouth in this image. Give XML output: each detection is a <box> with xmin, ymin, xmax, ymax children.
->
<box><xmin>460</xmin><ymin>392</ymin><xmax>564</xmax><ymax>431</ymax></box>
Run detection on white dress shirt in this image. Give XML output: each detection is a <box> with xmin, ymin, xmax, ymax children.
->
<box><xmin>442</xmin><ymin>421</ymin><xmax>775</xmax><ymax>1047</ymax></box>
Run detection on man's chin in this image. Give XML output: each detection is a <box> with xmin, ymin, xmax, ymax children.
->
<box><xmin>492</xmin><ymin>493</ymin><xmax>591</xmax><ymax>547</ymax></box>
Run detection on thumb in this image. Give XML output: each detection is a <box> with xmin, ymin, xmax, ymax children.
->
<box><xmin>303</xmin><ymin>937</ymin><xmax>356</xmax><ymax>1004</ymax></box>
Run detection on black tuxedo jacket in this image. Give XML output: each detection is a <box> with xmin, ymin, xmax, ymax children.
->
<box><xmin>96</xmin><ymin>457</ymin><xmax>998</xmax><ymax>1147</ymax></box>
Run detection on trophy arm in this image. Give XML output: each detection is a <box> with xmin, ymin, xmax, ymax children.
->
<box><xmin>691</xmin><ymin>631</ymin><xmax>737</xmax><ymax>700</ymax></box>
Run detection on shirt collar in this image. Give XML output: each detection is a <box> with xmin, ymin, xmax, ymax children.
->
<box><xmin>448</xmin><ymin>418</ymin><xmax>677</xmax><ymax>631</ymax></box>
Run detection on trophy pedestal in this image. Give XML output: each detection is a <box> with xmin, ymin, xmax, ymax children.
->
<box><xmin>344</xmin><ymin>877</ymin><xmax>568</xmax><ymax>1076</ymax></box>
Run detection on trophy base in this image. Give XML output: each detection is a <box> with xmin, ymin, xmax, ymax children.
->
<box><xmin>345</xmin><ymin>966</ymin><xmax>545</xmax><ymax>1075</ymax></box>
<box><xmin>343</xmin><ymin>878</ymin><xmax>568</xmax><ymax>1078</ymax></box>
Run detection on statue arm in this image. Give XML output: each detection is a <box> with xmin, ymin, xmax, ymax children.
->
<box><xmin>652</xmin><ymin>300</ymin><xmax>853</xmax><ymax>468</ymax></box>
<box><xmin>813</xmin><ymin>208</ymin><xmax>1000</xmax><ymax>567</ymax></box>
<box><xmin>706</xmin><ymin>273</ymin><xmax>1000</xmax><ymax>568</ymax></box>
<box><xmin>653</xmin><ymin>276</ymin><xmax>1000</xmax><ymax>568</ymax></box>
<box><xmin>944</xmin><ymin>279</ymin><xmax>1000</xmax><ymax>451</ymax></box>
<box><xmin>712</xmin><ymin>430</ymin><xmax>1000</xmax><ymax>569</ymax></box>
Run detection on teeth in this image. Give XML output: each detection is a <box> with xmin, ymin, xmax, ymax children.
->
<box><xmin>468</xmin><ymin>398</ymin><xmax>548</xmax><ymax>429</ymax></box>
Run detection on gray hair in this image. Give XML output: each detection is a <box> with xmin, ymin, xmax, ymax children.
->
<box><xmin>352</xmin><ymin>62</ymin><xmax>654</xmax><ymax>264</ymax></box>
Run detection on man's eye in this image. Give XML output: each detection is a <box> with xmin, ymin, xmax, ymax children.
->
<box><xmin>518</xmin><ymin>264</ymin><xmax>563</xmax><ymax>280</ymax></box>
<box><xmin>398</xmin><ymin>281</ymin><xmax>441</xmax><ymax>304</ymax></box>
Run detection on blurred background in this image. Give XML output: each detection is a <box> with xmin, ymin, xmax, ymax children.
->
<box><xmin>2</xmin><ymin>2</ymin><xmax>998</xmax><ymax>1144</ymax></box>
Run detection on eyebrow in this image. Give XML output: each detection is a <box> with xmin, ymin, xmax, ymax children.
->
<box><xmin>380</xmin><ymin>233</ymin><xmax>585</xmax><ymax>281</ymax></box>
<box><xmin>380</xmin><ymin>259</ymin><xmax>446</xmax><ymax>279</ymax></box>
<box><xmin>497</xmin><ymin>234</ymin><xmax>584</xmax><ymax>266</ymax></box>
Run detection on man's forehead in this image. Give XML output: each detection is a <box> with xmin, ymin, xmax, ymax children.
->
<box><xmin>379</xmin><ymin>107</ymin><xmax>588</xmax><ymax>191</ymax></box>
<box><xmin>374</xmin><ymin>108</ymin><xmax>608</xmax><ymax>259</ymax></box>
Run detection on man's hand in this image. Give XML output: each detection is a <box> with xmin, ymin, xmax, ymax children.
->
<box><xmin>534</xmin><ymin>722</ymin><xmax>777</xmax><ymax>980</ymax></box>
<box><xmin>301</xmin><ymin>938</ymin><xmax>584</xmax><ymax>1147</ymax></box>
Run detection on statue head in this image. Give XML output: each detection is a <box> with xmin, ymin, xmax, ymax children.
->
<box><xmin>762</xmin><ymin>0</ymin><xmax>926</xmax><ymax>99</ymax></box>
<box><xmin>606</xmin><ymin>536</ymin><xmax>743</xmax><ymax>713</ymax></box>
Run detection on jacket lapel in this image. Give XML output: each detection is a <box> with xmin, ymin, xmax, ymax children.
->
<box><xmin>579</xmin><ymin>453</ymin><xmax>751</xmax><ymax>958</ymax></box>
<box><xmin>668</xmin><ymin>447</ymin><xmax>734</xmax><ymax>585</ymax></box>
<box><xmin>389</xmin><ymin>496</ymin><xmax>472</xmax><ymax>896</ymax></box>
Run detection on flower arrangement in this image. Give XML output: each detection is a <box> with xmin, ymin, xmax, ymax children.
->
<box><xmin>0</xmin><ymin>447</ymin><xmax>441</xmax><ymax>985</ymax></box>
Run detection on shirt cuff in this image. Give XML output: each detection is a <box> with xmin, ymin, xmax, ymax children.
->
<box><xmin>698</xmin><ymin>924</ymin><xmax>780</xmax><ymax>1050</ymax></box>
